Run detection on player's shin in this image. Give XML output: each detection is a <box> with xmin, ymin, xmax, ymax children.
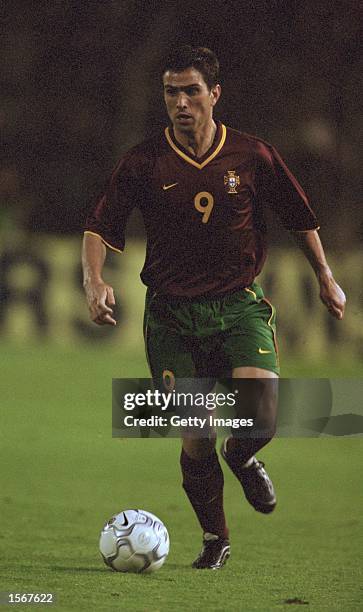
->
<box><xmin>220</xmin><ymin>378</ymin><xmax>277</xmax><ymax>513</ymax></box>
<box><xmin>180</xmin><ymin>446</ymin><xmax>229</xmax><ymax>539</ymax></box>
<box><xmin>228</xmin><ymin>377</ymin><xmax>278</xmax><ymax>464</ymax></box>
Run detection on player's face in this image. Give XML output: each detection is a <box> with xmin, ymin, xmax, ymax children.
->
<box><xmin>163</xmin><ymin>68</ymin><xmax>221</xmax><ymax>133</ymax></box>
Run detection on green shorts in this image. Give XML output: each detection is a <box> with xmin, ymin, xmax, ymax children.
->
<box><xmin>143</xmin><ymin>282</ymin><xmax>279</xmax><ymax>386</ymax></box>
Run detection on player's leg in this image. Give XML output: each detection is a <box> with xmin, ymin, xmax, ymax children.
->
<box><xmin>218</xmin><ymin>284</ymin><xmax>279</xmax><ymax>513</ymax></box>
<box><xmin>221</xmin><ymin>368</ymin><xmax>278</xmax><ymax>513</ymax></box>
<box><xmin>144</xmin><ymin>291</ymin><xmax>229</xmax><ymax>568</ymax></box>
<box><xmin>181</xmin><ymin>432</ymin><xmax>230</xmax><ymax>569</ymax></box>
<box><xmin>229</xmin><ymin>367</ymin><xmax>278</xmax><ymax>463</ymax></box>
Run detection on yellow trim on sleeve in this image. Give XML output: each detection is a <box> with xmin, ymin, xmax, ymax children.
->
<box><xmin>291</xmin><ymin>226</ymin><xmax>320</xmax><ymax>233</ymax></box>
<box><xmin>83</xmin><ymin>231</ymin><xmax>123</xmax><ymax>254</ymax></box>
<box><xmin>164</xmin><ymin>124</ymin><xmax>227</xmax><ymax>170</ymax></box>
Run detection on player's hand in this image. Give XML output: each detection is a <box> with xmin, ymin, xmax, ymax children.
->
<box><xmin>84</xmin><ymin>280</ymin><xmax>117</xmax><ymax>326</ymax></box>
<box><xmin>318</xmin><ymin>273</ymin><xmax>346</xmax><ymax>320</ymax></box>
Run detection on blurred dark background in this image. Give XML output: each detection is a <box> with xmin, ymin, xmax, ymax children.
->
<box><xmin>1</xmin><ymin>0</ymin><xmax>361</xmax><ymax>246</ymax></box>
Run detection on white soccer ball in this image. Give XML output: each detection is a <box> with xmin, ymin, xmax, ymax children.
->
<box><xmin>99</xmin><ymin>509</ymin><xmax>170</xmax><ymax>573</ymax></box>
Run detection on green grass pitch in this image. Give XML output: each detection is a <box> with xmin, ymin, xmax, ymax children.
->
<box><xmin>0</xmin><ymin>344</ymin><xmax>362</xmax><ymax>611</ymax></box>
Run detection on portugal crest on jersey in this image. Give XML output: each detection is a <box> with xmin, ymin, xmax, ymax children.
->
<box><xmin>224</xmin><ymin>170</ymin><xmax>240</xmax><ymax>194</ymax></box>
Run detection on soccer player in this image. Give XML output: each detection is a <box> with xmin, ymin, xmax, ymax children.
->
<box><xmin>82</xmin><ymin>46</ymin><xmax>346</xmax><ymax>569</ymax></box>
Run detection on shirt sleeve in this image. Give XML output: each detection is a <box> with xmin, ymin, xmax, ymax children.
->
<box><xmin>255</xmin><ymin>141</ymin><xmax>319</xmax><ymax>231</ymax></box>
<box><xmin>84</xmin><ymin>149</ymin><xmax>143</xmax><ymax>252</ymax></box>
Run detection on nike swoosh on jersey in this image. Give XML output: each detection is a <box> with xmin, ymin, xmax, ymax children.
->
<box><xmin>162</xmin><ymin>182</ymin><xmax>178</xmax><ymax>190</ymax></box>
<box><xmin>258</xmin><ymin>348</ymin><xmax>272</xmax><ymax>354</ymax></box>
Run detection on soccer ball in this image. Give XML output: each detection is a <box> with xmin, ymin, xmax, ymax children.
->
<box><xmin>99</xmin><ymin>509</ymin><xmax>170</xmax><ymax>573</ymax></box>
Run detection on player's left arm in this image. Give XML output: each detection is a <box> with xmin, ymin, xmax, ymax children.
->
<box><xmin>291</xmin><ymin>229</ymin><xmax>346</xmax><ymax>320</ymax></box>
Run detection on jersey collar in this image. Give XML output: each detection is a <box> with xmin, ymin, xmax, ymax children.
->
<box><xmin>164</xmin><ymin>121</ymin><xmax>227</xmax><ymax>170</ymax></box>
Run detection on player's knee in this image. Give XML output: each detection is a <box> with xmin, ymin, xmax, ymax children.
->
<box><xmin>231</xmin><ymin>417</ymin><xmax>276</xmax><ymax>441</ymax></box>
<box><xmin>181</xmin><ymin>436</ymin><xmax>216</xmax><ymax>460</ymax></box>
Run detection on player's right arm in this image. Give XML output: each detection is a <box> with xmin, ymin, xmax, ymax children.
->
<box><xmin>82</xmin><ymin>148</ymin><xmax>142</xmax><ymax>326</ymax></box>
<box><xmin>82</xmin><ymin>232</ymin><xmax>117</xmax><ymax>326</ymax></box>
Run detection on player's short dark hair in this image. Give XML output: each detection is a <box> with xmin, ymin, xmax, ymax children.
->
<box><xmin>161</xmin><ymin>45</ymin><xmax>220</xmax><ymax>90</ymax></box>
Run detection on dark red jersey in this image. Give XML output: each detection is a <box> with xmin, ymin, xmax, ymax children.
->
<box><xmin>85</xmin><ymin>122</ymin><xmax>318</xmax><ymax>297</ymax></box>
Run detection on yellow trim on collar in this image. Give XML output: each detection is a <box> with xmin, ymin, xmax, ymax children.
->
<box><xmin>164</xmin><ymin>124</ymin><xmax>227</xmax><ymax>170</ymax></box>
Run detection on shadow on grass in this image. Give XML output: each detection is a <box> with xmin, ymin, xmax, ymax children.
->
<box><xmin>51</xmin><ymin>563</ymin><xmax>182</xmax><ymax>573</ymax></box>
<box><xmin>51</xmin><ymin>566</ymin><xmax>106</xmax><ymax>573</ymax></box>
